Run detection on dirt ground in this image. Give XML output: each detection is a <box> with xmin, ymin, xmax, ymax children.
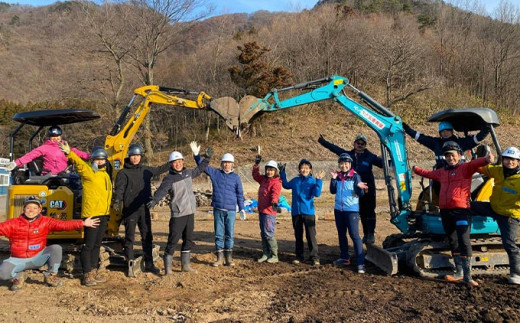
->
<box><xmin>1</xmin><ymin>181</ymin><xmax>520</xmax><ymax>323</ymax></box>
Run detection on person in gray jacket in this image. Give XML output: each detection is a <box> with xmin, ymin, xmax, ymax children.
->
<box><xmin>147</xmin><ymin>147</ymin><xmax>212</xmax><ymax>274</ymax></box>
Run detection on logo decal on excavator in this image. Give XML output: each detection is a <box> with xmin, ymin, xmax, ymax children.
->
<box><xmin>360</xmin><ymin>110</ymin><xmax>384</xmax><ymax>129</ymax></box>
<box><xmin>49</xmin><ymin>200</ymin><xmax>66</xmax><ymax>210</ymax></box>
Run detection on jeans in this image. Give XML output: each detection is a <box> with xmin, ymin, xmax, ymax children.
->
<box><xmin>440</xmin><ymin>209</ymin><xmax>472</xmax><ymax>257</ymax></box>
<box><xmin>334</xmin><ymin>210</ymin><xmax>364</xmax><ymax>265</ymax></box>
<box><xmin>214</xmin><ymin>209</ymin><xmax>236</xmax><ymax>250</ymax></box>
<box><xmin>81</xmin><ymin>215</ymin><xmax>108</xmax><ymax>273</ymax></box>
<box><xmin>165</xmin><ymin>214</ymin><xmax>194</xmax><ymax>255</ymax></box>
<box><xmin>123</xmin><ymin>206</ymin><xmax>154</xmax><ymax>263</ymax></box>
<box><xmin>472</xmin><ymin>201</ymin><xmax>520</xmax><ymax>275</ymax></box>
<box><xmin>259</xmin><ymin>213</ymin><xmax>276</xmax><ymax>239</ymax></box>
<box><xmin>292</xmin><ymin>214</ymin><xmax>318</xmax><ymax>261</ymax></box>
<box><xmin>0</xmin><ymin>245</ymin><xmax>62</xmax><ymax>280</ymax></box>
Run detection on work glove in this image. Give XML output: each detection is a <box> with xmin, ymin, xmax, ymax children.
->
<box><xmin>113</xmin><ymin>200</ymin><xmax>120</xmax><ymax>212</ymax></box>
<box><xmin>271</xmin><ymin>202</ymin><xmax>278</xmax><ymax>210</ymax></box>
<box><xmin>5</xmin><ymin>161</ymin><xmax>17</xmax><ymax>171</ymax></box>
<box><xmin>91</xmin><ymin>162</ymin><xmax>98</xmax><ymax>172</ymax></box>
<box><xmin>239</xmin><ymin>210</ymin><xmax>246</xmax><ymax>221</ymax></box>
<box><xmin>278</xmin><ymin>163</ymin><xmax>286</xmax><ymax>173</ymax></box>
<box><xmin>146</xmin><ymin>200</ymin><xmax>157</xmax><ymax>209</ymax></box>
<box><xmin>58</xmin><ymin>141</ymin><xmax>71</xmax><ymax>155</ymax></box>
<box><xmin>205</xmin><ymin>147</ymin><xmax>213</xmax><ymax>158</ymax></box>
<box><xmin>255</xmin><ymin>155</ymin><xmax>262</xmax><ymax>165</ymax></box>
<box><xmin>318</xmin><ymin>134</ymin><xmax>325</xmax><ymax>143</ymax></box>
<box><xmin>190</xmin><ymin>141</ymin><xmax>200</xmax><ymax>156</ymax></box>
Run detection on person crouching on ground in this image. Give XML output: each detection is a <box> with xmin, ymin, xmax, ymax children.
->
<box><xmin>413</xmin><ymin>141</ymin><xmax>491</xmax><ymax>287</ymax></box>
<box><xmin>471</xmin><ymin>147</ymin><xmax>520</xmax><ymax>285</ymax></box>
<box><xmin>252</xmin><ymin>155</ymin><xmax>282</xmax><ymax>263</ymax></box>
<box><xmin>191</xmin><ymin>142</ymin><xmax>246</xmax><ymax>267</ymax></box>
<box><xmin>0</xmin><ymin>196</ymin><xmax>99</xmax><ymax>291</ymax></box>
<box><xmin>147</xmin><ymin>147</ymin><xmax>211</xmax><ymax>275</ymax></box>
<box><xmin>59</xmin><ymin>142</ymin><xmax>112</xmax><ymax>287</ymax></box>
<box><xmin>330</xmin><ymin>153</ymin><xmax>368</xmax><ymax>273</ymax></box>
<box><xmin>279</xmin><ymin>159</ymin><xmax>324</xmax><ymax>266</ymax></box>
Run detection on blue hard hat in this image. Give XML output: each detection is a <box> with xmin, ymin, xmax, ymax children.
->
<box><xmin>438</xmin><ymin>121</ymin><xmax>453</xmax><ymax>132</ymax></box>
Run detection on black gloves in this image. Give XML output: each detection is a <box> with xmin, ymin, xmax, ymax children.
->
<box><xmin>146</xmin><ymin>200</ymin><xmax>157</xmax><ymax>209</ymax></box>
<box><xmin>205</xmin><ymin>147</ymin><xmax>213</xmax><ymax>158</ymax></box>
<box><xmin>271</xmin><ymin>202</ymin><xmax>278</xmax><ymax>210</ymax></box>
<box><xmin>255</xmin><ymin>155</ymin><xmax>262</xmax><ymax>165</ymax></box>
<box><xmin>278</xmin><ymin>163</ymin><xmax>286</xmax><ymax>173</ymax></box>
<box><xmin>318</xmin><ymin>134</ymin><xmax>325</xmax><ymax>143</ymax></box>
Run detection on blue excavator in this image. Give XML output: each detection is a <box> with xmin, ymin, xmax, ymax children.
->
<box><xmin>211</xmin><ymin>75</ymin><xmax>507</xmax><ymax>277</ymax></box>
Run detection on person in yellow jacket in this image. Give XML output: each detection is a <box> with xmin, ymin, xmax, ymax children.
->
<box><xmin>471</xmin><ymin>147</ymin><xmax>520</xmax><ymax>285</ymax></box>
<box><xmin>59</xmin><ymin>142</ymin><xmax>112</xmax><ymax>287</ymax></box>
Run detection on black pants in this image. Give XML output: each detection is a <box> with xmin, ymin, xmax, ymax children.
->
<box><xmin>440</xmin><ymin>209</ymin><xmax>472</xmax><ymax>257</ymax></box>
<box><xmin>164</xmin><ymin>214</ymin><xmax>194</xmax><ymax>255</ymax></box>
<box><xmin>123</xmin><ymin>206</ymin><xmax>154</xmax><ymax>263</ymax></box>
<box><xmin>292</xmin><ymin>214</ymin><xmax>318</xmax><ymax>261</ymax></box>
<box><xmin>81</xmin><ymin>215</ymin><xmax>108</xmax><ymax>273</ymax></box>
<box><xmin>360</xmin><ymin>190</ymin><xmax>377</xmax><ymax>237</ymax></box>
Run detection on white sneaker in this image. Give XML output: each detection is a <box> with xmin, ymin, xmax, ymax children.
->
<box><xmin>508</xmin><ymin>274</ymin><xmax>520</xmax><ymax>285</ymax></box>
<box><xmin>357</xmin><ymin>265</ymin><xmax>366</xmax><ymax>274</ymax></box>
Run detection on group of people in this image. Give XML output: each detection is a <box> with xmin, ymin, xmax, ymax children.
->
<box><xmin>0</xmin><ymin>118</ymin><xmax>519</xmax><ymax>291</ymax></box>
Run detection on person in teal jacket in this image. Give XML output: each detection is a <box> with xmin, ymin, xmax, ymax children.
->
<box><xmin>280</xmin><ymin>159</ymin><xmax>323</xmax><ymax>265</ymax></box>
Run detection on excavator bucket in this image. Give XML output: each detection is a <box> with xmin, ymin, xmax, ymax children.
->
<box><xmin>210</xmin><ymin>95</ymin><xmax>266</xmax><ymax>131</ymax></box>
<box><xmin>365</xmin><ymin>243</ymin><xmax>399</xmax><ymax>275</ymax></box>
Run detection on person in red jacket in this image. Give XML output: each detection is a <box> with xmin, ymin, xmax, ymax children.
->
<box><xmin>253</xmin><ymin>155</ymin><xmax>282</xmax><ymax>263</ymax></box>
<box><xmin>413</xmin><ymin>141</ymin><xmax>491</xmax><ymax>287</ymax></box>
<box><xmin>0</xmin><ymin>196</ymin><xmax>99</xmax><ymax>291</ymax></box>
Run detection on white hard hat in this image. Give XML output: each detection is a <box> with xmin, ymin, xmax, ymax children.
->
<box><xmin>502</xmin><ymin>147</ymin><xmax>520</xmax><ymax>160</ymax></box>
<box><xmin>221</xmin><ymin>153</ymin><xmax>235</xmax><ymax>163</ymax></box>
<box><xmin>265</xmin><ymin>160</ymin><xmax>278</xmax><ymax>170</ymax></box>
<box><xmin>168</xmin><ymin>151</ymin><xmax>184</xmax><ymax>162</ymax></box>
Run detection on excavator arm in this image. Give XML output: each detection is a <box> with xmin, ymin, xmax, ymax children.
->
<box><xmin>212</xmin><ymin>75</ymin><xmax>414</xmax><ymax>234</ymax></box>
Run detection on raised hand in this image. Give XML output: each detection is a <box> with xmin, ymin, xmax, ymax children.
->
<box><xmin>315</xmin><ymin>170</ymin><xmax>325</xmax><ymax>179</ymax></box>
<box><xmin>205</xmin><ymin>147</ymin><xmax>213</xmax><ymax>158</ymax></box>
<box><xmin>255</xmin><ymin>155</ymin><xmax>262</xmax><ymax>165</ymax></box>
<box><xmin>278</xmin><ymin>163</ymin><xmax>286</xmax><ymax>173</ymax></box>
<box><xmin>190</xmin><ymin>141</ymin><xmax>200</xmax><ymax>156</ymax></box>
<box><xmin>58</xmin><ymin>141</ymin><xmax>71</xmax><ymax>155</ymax></box>
<box><xmin>330</xmin><ymin>170</ymin><xmax>338</xmax><ymax>179</ymax></box>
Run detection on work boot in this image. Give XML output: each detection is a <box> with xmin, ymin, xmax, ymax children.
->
<box><xmin>461</xmin><ymin>257</ymin><xmax>478</xmax><ymax>287</ymax></box>
<box><xmin>144</xmin><ymin>261</ymin><xmax>161</xmax><ymax>275</ymax></box>
<box><xmin>212</xmin><ymin>250</ymin><xmax>224</xmax><ymax>267</ymax></box>
<box><xmin>10</xmin><ymin>273</ymin><xmax>26</xmax><ymax>291</ymax></box>
<box><xmin>93</xmin><ymin>269</ymin><xmax>107</xmax><ymax>283</ymax></box>
<box><xmin>445</xmin><ymin>255</ymin><xmax>463</xmax><ymax>282</ymax></box>
<box><xmin>257</xmin><ymin>238</ymin><xmax>270</xmax><ymax>263</ymax></box>
<box><xmin>127</xmin><ymin>260</ymin><xmax>137</xmax><ymax>278</ymax></box>
<box><xmin>266</xmin><ymin>238</ymin><xmax>279</xmax><ymax>263</ymax></box>
<box><xmin>364</xmin><ymin>233</ymin><xmax>375</xmax><ymax>244</ymax></box>
<box><xmin>163</xmin><ymin>254</ymin><xmax>173</xmax><ymax>275</ymax></box>
<box><xmin>44</xmin><ymin>273</ymin><xmax>63</xmax><ymax>287</ymax></box>
<box><xmin>508</xmin><ymin>274</ymin><xmax>520</xmax><ymax>285</ymax></box>
<box><xmin>82</xmin><ymin>271</ymin><xmax>97</xmax><ymax>287</ymax></box>
<box><xmin>224</xmin><ymin>249</ymin><xmax>235</xmax><ymax>267</ymax></box>
<box><xmin>181</xmin><ymin>251</ymin><xmax>197</xmax><ymax>273</ymax></box>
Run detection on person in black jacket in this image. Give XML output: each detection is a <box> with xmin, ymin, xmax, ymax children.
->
<box><xmin>403</xmin><ymin>121</ymin><xmax>490</xmax><ymax>169</ymax></box>
<box><xmin>147</xmin><ymin>148</ymin><xmax>211</xmax><ymax>275</ymax></box>
<box><xmin>113</xmin><ymin>144</ymin><xmax>169</xmax><ymax>276</ymax></box>
<box><xmin>318</xmin><ymin>134</ymin><xmax>382</xmax><ymax>244</ymax></box>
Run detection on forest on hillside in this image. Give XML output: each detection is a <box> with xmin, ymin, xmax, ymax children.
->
<box><xmin>0</xmin><ymin>0</ymin><xmax>519</xmax><ymax>158</ymax></box>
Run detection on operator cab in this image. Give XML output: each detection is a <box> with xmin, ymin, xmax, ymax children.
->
<box><xmin>416</xmin><ymin>108</ymin><xmax>501</xmax><ymax>233</ymax></box>
<box><xmin>8</xmin><ymin>109</ymin><xmax>100</xmax><ymax>219</ymax></box>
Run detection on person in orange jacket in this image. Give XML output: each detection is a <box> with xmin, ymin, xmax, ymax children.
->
<box><xmin>0</xmin><ymin>196</ymin><xmax>99</xmax><ymax>291</ymax></box>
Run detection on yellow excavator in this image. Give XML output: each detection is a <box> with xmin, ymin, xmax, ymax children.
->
<box><xmin>5</xmin><ymin>85</ymin><xmax>235</xmax><ymax>272</ymax></box>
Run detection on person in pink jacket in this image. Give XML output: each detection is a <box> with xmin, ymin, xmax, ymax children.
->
<box><xmin>253</xmin><ymin>155</ymin><xmax>282</xmax><ymax>263</ymax></box>
<box><xmin>6</xmin><ymin>126</ymin><xmax>90</xmax><ymax>175</ymax></box>
<box><xmin>413</xmin><ymin>141</ymin><xmax>491</xmax><ymax>287</ymax></box>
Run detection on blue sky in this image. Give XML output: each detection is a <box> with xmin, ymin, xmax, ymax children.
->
<box><xmin>1</xmin><ymin>0</ymin><xmax>511</xmax><ymax>17</ymax></box>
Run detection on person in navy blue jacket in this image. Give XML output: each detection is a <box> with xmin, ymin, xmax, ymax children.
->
<box><xmin>318</xmin><ymin>134</ymin><xmax>382</xmax><ymax>244</ymax></box>
<box><xmin>280</xmin><ymin>159</ymin><xmax>323</xmax><ymax>266</ymax></box>
<box><xmin>192</xmin><ymin>142</ymin><xmax>245</xmax><ymax>267</ymax></box>
<box><xmin>330</xmin><ymin>153</ymin><xmax>368</xmax><ymax>273</ymax></box>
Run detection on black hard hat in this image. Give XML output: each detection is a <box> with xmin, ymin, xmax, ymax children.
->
<box><xmin>298</xmin><ymin>159</ymin><xmax>312</xmax><ymax>169</ymax></box>
<box><xmin>48</xmin><ymin>126</ymin><xmax>62</xmax><ymax>137</ymax></box>
<box><xmin>442</xmin><ymin>141</ymin><xmax>462</xmax><ymax>154</ymax></box>
<box><xmin>91</xmin><ymin>146</ymin><xmax>108</xmax><ymax>160</ymax></box>
<box><xmin>338</xmin><ymin>153</ymin><xmax>353</xmax><ymax>163</ymax></box>
<box><xmin>128</xmin><ymin>144</ymin><xmax>144</xmax><ymax>156</ymax></box>
<box><xmin>23</xmin><ymin>195</ymin><xmax>42</xmax><ymax>207</ymax></box>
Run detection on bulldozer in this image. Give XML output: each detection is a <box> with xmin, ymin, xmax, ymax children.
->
<box><xmin>210</xmin><ymin>75</ymin><xmax>510</xmax><ymax>277</ymax></box>
<box><xmin>4</xmin><ymin>85</ymin><xmax>235</xmax><ymax>274</ymax></box>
